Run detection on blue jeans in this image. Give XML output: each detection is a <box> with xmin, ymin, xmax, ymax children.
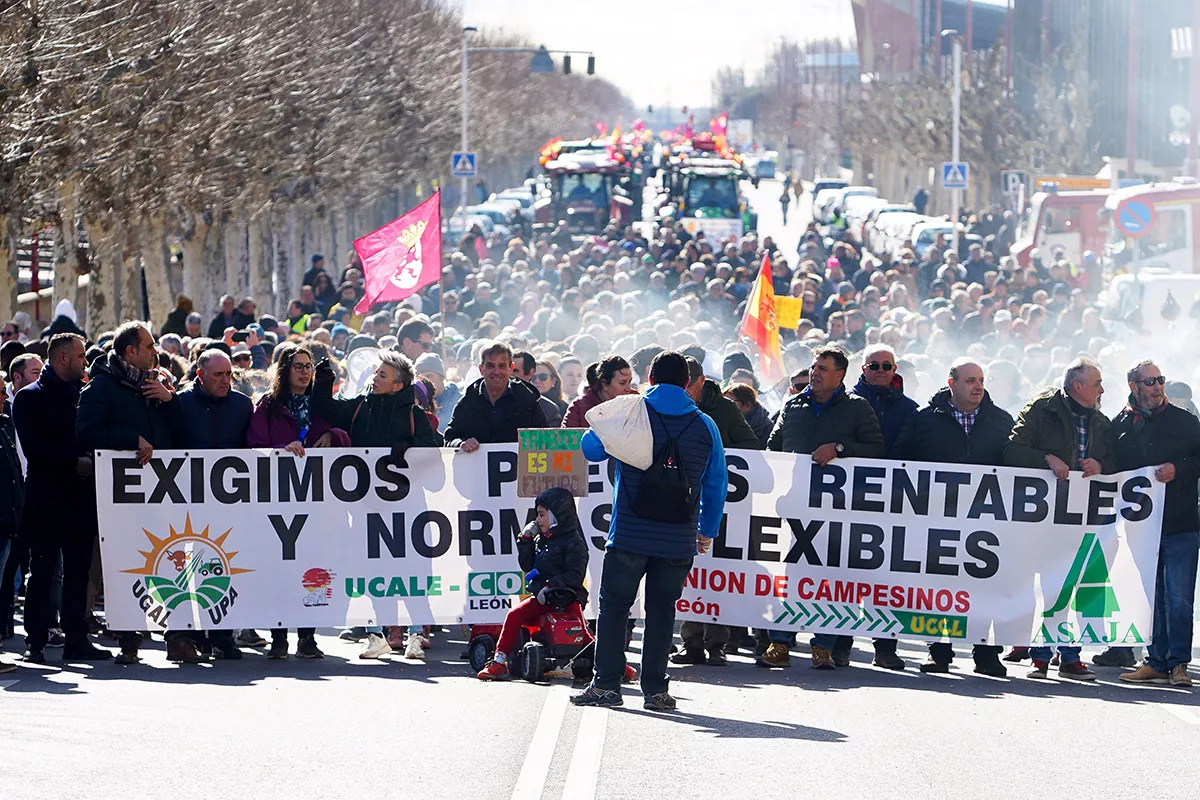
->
<box><xmin>592</xmin><ymin>547</ymin><xmax>692</xmax><ymax>696</ymax></box>
<box><xmin>1147</xmin><ymin>531</ymin><xmax>1200</xmax><ymax>672</ymax></box>
<box><xmin>1031</xmin><ymin>645</ymin><xmax>1080</xmax><ymax>664</ymax></box>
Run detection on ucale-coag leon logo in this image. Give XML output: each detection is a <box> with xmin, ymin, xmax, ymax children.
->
<box><xmin>122</xmin><ymin>515</ymin><xmax>253</xmax><ymax>628</ymax></box>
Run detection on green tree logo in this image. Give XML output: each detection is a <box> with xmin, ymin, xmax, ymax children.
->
<box><xmin>1043</xmin><ymin>532</ymin><xmax>1120</xmax><ymax>618</ymax></box>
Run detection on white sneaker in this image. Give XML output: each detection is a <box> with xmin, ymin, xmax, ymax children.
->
<box><xmin>359</xmin><ymin>633</ymin><xmax>392</xmax><ymax>660</ymax></box>
<box><xmin>404</xmin><ymin>634</ymin><xmax>426</xmax><ymax>660</ymax></box>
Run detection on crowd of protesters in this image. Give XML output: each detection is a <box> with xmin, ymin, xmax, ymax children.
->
<box><xmin>0</xmin><ymin>181</ymin><xmax>1196</xmax><ymax>707</ymax></box>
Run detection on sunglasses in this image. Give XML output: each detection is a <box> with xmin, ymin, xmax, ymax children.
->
<box><xmin>792</xmin><ymin>382</ymin><xmax>809</xmax><ymax>391</ymax></box>
<box><xmin>1139</xmin><ymin>376</ymin><xmax>1166</xmax><ymax>386</ymax></box>
<box><xmin>866</xmin><ymin>361</ymin><xmax>895</xmax><ymax>372</ymax></box>
<box><xmin>0</xmin><ymin>330</ymin><xmax>14</xmax><ymax>339</ymax></box>
<box><xmin>292</xmin><ymin>362</ymin><xmax>314</xmax><ymax>372</ymax></box>
<box><xmin>420</xmin><ymin>341</ymin><xmax>435</xmax><ymax>351</ymax></box>
<box><xmin>533</xmin><ymin>372</ymin><xmax>551</xmax><ymax>382</ymax></box>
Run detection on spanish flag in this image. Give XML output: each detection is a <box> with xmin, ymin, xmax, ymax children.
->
<box><xmin>740</xmin><ymin>252</ymin><xmax>785</xmax><ymax>384</ymax></box>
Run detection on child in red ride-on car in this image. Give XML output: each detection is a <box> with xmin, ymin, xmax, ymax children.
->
<box><xmin>476</xmin><ymin>486</ymin><xmax>635</xmax><ymax>683</ymax></box>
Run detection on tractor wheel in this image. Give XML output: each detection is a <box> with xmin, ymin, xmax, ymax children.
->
<box><xmin>522</xmin><ymin>642</ymin><xmax>546</xmax><ymax>683</ymax></box>
<box><xmin>468</xmin><ymin>635</ymin><xmax>496</xmax><ymax>672</ymax></box>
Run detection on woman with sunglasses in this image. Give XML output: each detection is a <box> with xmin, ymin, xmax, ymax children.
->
<box><xmin>531</xmin><ymin>360</ymin><xmax>567</xmax><ymax>418</ymax></box>
<box><xmin>246</xmin><ymin>343</ymin><xmax>350</xmax><ymax>660</ymax></box>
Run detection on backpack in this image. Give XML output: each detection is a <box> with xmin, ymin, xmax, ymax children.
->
<box><xmin>632</xmin><ymin>406</ymin><xmax>700</xmax><ymax>524</ymax></box>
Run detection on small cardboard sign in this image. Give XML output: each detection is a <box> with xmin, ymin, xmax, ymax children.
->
<box><xmin>517</xmin><ymin>428</ymin><xmax>589</xmax><ymax>498</ymax></box>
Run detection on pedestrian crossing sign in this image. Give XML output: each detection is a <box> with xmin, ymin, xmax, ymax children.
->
<box><xmin>941</xmin><ymin>161</ymin><xmax>969</xmax><ymax>190</ymax></box>
<box><xmin>451</xmin><ymin>151</ymin><xmax>477</xmax><ymax>178</ymax></box>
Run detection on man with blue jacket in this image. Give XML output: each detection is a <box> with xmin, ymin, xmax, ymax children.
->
<box><xmin>175</xmin><ymin>349</ymin><xmax>253</xmax><ymax>660</ymax></box>
<box><xmin>571</xmin><ymin>350</ymin><xmax>726</xmax><ymax>711</ymax></box>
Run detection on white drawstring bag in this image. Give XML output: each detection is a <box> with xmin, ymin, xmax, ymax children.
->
<box><xmin>584</xmin><ymin>394</ymin><xmax>652</xmax><ymax>470</ymax></box>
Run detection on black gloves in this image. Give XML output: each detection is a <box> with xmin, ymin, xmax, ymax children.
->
<box><xmin>388</xmin><ymin>441</ymin><xmax>411</xmax><ymax>467</ymax></box>
<box><xmin>314</xmin><ymin>357</ymin><xmax>336</xmax><ymax>387</ymax></box>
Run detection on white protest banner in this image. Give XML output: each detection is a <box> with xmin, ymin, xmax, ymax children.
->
<box><xmin>96</xmin><ymin>447</ymin><xmax>1164</xmax><ymax>649</ymax></box>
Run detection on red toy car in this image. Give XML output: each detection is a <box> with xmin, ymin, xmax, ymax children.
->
<box><xmin>467</xmin><ymin>606</ymin><xmax>594</xmax><ymax>683</ymax></box>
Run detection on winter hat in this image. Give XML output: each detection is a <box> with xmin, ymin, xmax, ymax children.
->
<box><xmin>414</xmin><ymin>352</ymin><xmax>446</xmax><ymax>377</ymax></box>
<box><xmin>54</xmin><ymin>299</ymin><xmax>77</xmax><ymax>324</ymax></box>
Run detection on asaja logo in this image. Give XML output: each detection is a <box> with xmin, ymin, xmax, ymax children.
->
<box><xmin>302</xmin><ymin>568</ymin><xmax>335</xmax><ymax>607</ymax></box>
<box><xmin>1034</xmin><ymin>532</ymin><xmax>1144</xmax><ymax>646</ymax></box>
<box><xmin>122</xmin><ymin>515</ymin><xmax>253</xmax><ymax>628</ymax></box>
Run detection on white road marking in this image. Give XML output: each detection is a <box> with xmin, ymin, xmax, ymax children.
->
<box><xmin>1161</xmin><ymin>703</ymin><xmax>1200</xmax><ymax>725</ymax></box>
<box><xmin>509</xmin><ymin>685</ymin><xmax>570</xmax><ymax>800</ymax></box>
<box><xmin>0</xmin><ymin>680</ymin><xmax>17</xmax><ymax>690</ymax></box>
<box><xmin>560</xmin><ymin>706</ymin><xmax>608</xmax><ymax>800</ymax></box>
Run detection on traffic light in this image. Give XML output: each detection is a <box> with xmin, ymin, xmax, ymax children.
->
<box><xmin>563</xmin><ymin>54</ymin><xmax>571</xmax><ymax>74</ymax></box>
<box><xmin>586</xmin><ymin>56</ymin><xmax>595</xmax><ymax>75</ymax></box>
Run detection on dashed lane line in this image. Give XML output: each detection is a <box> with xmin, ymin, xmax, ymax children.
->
<box><xmin>559</xmin><ymin>705</ymin><xmax>608</xmax><ymax>800</ymax></box>
<box><xmin>508</xmin><ymin>685</ymin><xmax>570</xmax><ymax>800</ymax></box>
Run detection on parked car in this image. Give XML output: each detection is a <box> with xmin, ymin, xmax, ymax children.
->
<box><xmin>863</xmin><ymin>205</ymin><xmax>918</xmax><ymax>253</ymax></box>
<box><xmin>442</xmin><ymin>213</ymin><xmax>494</xmax><ymax>246</ymax></box>
<box><xmin>465</xmin><ymin>204</ymin><xmax>517</xmax><ymax>238</ymax></box>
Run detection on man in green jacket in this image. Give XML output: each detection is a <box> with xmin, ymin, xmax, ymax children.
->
<box><xmin>763</xmin><ymin>344</ymin><xmax>886</xmax><ymax>669</ymax></box>
<box><xmin>1002</xmin><ymin>355</ymin><xmax>1117</xmax><ymax>681</ymax></box>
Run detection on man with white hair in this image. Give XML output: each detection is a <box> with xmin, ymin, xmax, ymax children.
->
<box><xmin>1003</xmin><ymin>355</ymin><xmax>1117</xmax><ymax>680</ymax></box>
<box><xmin>175</xmin><ymin>348</ymin><xmax>254</xmax><ymax>659</ymax></box>
<box><xmin>1112</xmin><ymin>360</ymin><xmax>1200</xmax><ymax>686</ymax></box>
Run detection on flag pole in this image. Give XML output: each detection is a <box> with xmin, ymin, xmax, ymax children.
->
<box><xmin>439</xmin><ymin>190</ymin><xmax>447</xmax><ymax>366</ymax></box>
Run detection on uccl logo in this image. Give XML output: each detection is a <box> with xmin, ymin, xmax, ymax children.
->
<box><xmin>1034</xmin><ymin>532</ymin><xmax>1144</xmax><ymax>645</ymax></box>
<box><xmin>122</xmin><ymin>514</ymin><xmax>253</xmax><ymax>628</ymax></box>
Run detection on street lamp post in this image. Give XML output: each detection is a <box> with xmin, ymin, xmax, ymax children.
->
<box><xmin>458</xmin><ymin>30</ymin><xmax>594</xmax><ymax>218</ymax></box>
<box><xmin>943</xmin><ymin>29</ymin><xmax>962</xmax><ymax>253</ymax></box>
<box><xmin>461</xmin><ymin>26</ymin><xmax>476</xmax><ymax>216</ymax></box>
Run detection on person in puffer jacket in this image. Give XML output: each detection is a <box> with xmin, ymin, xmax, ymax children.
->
<box><xmin>476</xmin><ymin>487</ymin><xmax>634</xmax><ymax>683</ymax></box>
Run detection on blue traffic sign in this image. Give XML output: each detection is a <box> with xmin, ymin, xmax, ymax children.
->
<box><xmin>1115</xmin><ymin>198</ymin><xmax>1156</xmax><ymax>239</ymax></box>
<box><xmin>451</xmin><ymin>151</ymin><xmax>477</xmax><ymax>178</ymax></box>
<box><xmin>941</xmin><ymin>161</ymin><xmax>969</xmax><ymax>190</ymax></box>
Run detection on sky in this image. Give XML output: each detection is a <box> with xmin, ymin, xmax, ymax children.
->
<box><xmin>459</xmin><ymin>0</ymin><xmax>853</xmax><ymax>109</ymax></box>
<box><xmin>459</xmin><ymin>0</ymin><xmax>1009</xmax><ymax>109</ymax></box>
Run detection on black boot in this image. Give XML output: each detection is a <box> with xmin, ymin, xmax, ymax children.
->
<box><xmin>872</xmin><ymin>639</ymin><xmax>905</xmax><ymax>670</ymax></box>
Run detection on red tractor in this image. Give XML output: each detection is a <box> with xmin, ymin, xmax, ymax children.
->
<box><xmin>467</xmin><ymin>605</ymin><xmax>595</xmax><ymax>683</ymax></box>
<box><xmin>533</xmin><ymin>153</ymin><xmax>635</xmax><ymax>235</ymax></box>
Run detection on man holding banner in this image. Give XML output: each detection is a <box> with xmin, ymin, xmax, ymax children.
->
<box><xmin>762</xmin><ymin>344</ymin><xmax>885</xmax><ymax>670</ymax></box>
<box><xmin>893</xmin><ymin>359</ymin><xmax>1014</xmax><ymax>677</ymax></box>
<box><xmin>1003</xmin><ymin>356</ymin><xmax>1116</xmax><ymax>681</ymax></box>
<box><xmin>1113</xmin><ymin>360</ymin><xmax>1200</xmax><ymax>687</ymax></box>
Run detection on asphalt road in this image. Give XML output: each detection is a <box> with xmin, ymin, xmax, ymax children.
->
<box><xmin>4</xmin><ymin>624</ymin><xmax>1200</xmax><ymax>800</ymax></box>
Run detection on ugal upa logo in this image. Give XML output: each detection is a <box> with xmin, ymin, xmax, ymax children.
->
<box><xmin>1034</xmin><ymin>531</ymin><xmax>1145</xmax><ymax>646</ymax></box>
<box><xmin>122</xmin><ymin>515</ymin><xmax>253</xmax><ymax>628</ymax></box>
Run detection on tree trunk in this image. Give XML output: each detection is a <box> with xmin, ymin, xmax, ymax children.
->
<box><xmin>286</xmin><ymin>206</ymin><xmax>304</xmax><ymax>302</ymax></box>
<box><xmin>0</xmin><ymin>216</ymin><xmax>19</xmax><ymax>323</ymax></box>
<box><xmin>119</xmin><ymin>221</ymin><xmax>143</xmax><ymax>322</ymax></box>
<box><xmin>85</xmin><ymin>215</ymin><xmax>120</xmax><ymax>335</ymax></box>
<box><xmin>311</xmin><ymin>209</ymin><xmax>329</xmax><ymax>272</ymax></box>
<box><xmin>54</xmin><ymin>179</ymin><xmax>79</xmax><ymax>312</ymax></box>
<box><xmin>247</xmin><ymin>216</ymin><xmax>270</xmax><ymax>315</ymax></box>
<box><xmin>202</xmin><ymin>218</ymin><xmax>225</xmax><ymax>319</ymax></box>
<box><xmin>143</xmin><ymin>214</ymin><xmax>174</xmax><ymax>330</ymax></box>
<box><xmin>223</xmin><ymin>220</ymin><xmax>246</xmax><ymax>303</ymax></box>
<box><xmin>181</xmin><ymin>212</ymin><xmax>210</xmax><ymax>311</ymax></box>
